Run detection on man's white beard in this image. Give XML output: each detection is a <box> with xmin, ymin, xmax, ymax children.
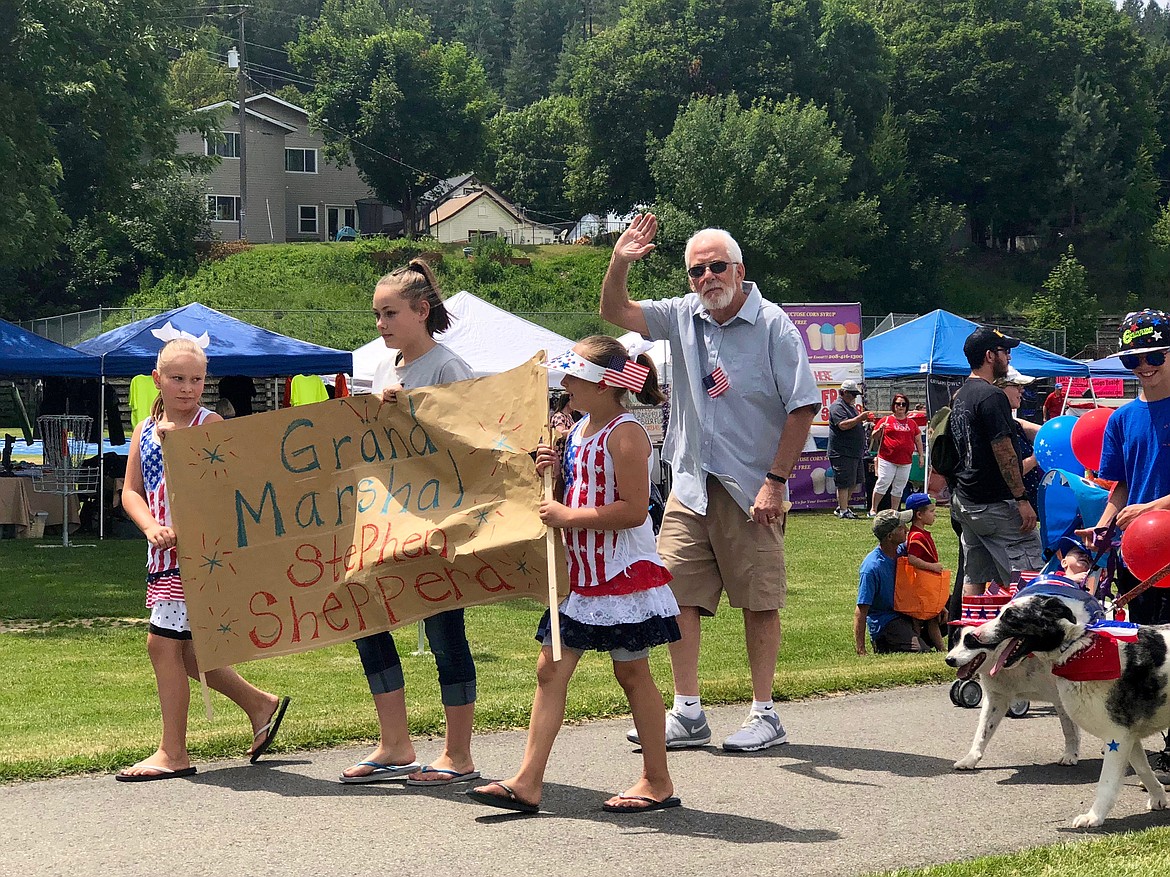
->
<box><xmin>700</xmin><ymin>286</ymin><xmax>735</xmax><ymax>311</ymax></box>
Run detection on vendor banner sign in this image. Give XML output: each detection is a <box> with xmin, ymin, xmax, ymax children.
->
<box><xmin>164</xmin><ymin>358</ymin><xmax>558</xmax><ymax>671</ymax></box>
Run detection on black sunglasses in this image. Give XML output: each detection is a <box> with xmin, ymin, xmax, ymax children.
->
<box><xmin>1121</xmin><ymin>351</ymin><xmax>1167</xmax><ymax>369</ymax></box>
<box><xmin>687</xmin><ymin>260</ymin><xmax>733</xmax><ymax>279</ymax></box>
<box><xmin>892</xmin><ymin>401</ymin><xmax>908</xmax><ymax>408</ymax></box>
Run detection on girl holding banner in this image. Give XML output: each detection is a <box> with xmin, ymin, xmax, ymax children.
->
<box><xmin>117</xmin><ymin>338</ymin><xmax>289</xmax><ymax>781</ymax></box>
<box><xmin>340</xmin><ymin>260</ymin><xmax>481</xmax><ymax>786</ymax></box>
<box><xmin>468</xmin><ymin>336</ymin><xmax>682</xmax><ymax>814</ymax></box>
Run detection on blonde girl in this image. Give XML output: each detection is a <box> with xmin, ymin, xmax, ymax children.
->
<box><xmin>117</xmin><ymin>339</ymin><xmax>287</xmax><ymax>781</ymax></box>
<box><xmin>468</xmin><ymin>335</ymin><xmax>681</xmax><ymax>814</ymax></box>
<box><xmin>340</xmin><ymin>259</ymin><xmax>481</xmax><ymax>786</ymax></box>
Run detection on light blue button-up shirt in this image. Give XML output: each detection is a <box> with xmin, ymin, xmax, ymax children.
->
<box><xmin>641</xmin><ymin>282</ymin><xmax>820</xmax><ymax>515</ymax></box>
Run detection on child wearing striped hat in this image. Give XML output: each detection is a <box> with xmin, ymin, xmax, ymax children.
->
<box><xmin>469</xmin><ymin>335</ymin><xmax>682</xmax><ymax>815</ymax></box>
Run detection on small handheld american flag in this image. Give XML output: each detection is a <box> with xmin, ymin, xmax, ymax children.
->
<box><xmin>604</xmin><ymin>355</ymin><xmax>651</xmax><ymax>392</ymax></box>
<box><xmin>703</xmin><ymin>366</ymin><xmax>729</xmax><ymax>398</ymax></box>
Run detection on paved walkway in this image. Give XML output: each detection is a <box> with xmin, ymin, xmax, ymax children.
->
<box><xmin>4</xmin><ymin>684</ymin><xmax>1168</xmax><ymax>877</ymax></box>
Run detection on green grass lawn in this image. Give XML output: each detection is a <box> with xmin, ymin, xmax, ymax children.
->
<box><xmin>0</xmin><ymin>510</ymin><xmax>951</xmax><ymax>780</ymax></box>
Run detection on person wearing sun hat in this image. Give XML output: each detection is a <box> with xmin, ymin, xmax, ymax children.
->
<box><xmin>853</xmin><ymin>509</ymin><xmax>924</xmax><ymax>655</ymax></box>
<box><xmin>1080</xmin><ymin>309</ymin><xmax>1170</xmax><ymax>623</ymax></box>
<box><xmin>994</xmin><ymin>366</ymin><xmax>1043</xmax><ymax>508</ymax></box>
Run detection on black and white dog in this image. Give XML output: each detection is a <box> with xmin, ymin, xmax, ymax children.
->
<box><xmin>945</xmin><ymin>627</ymin><xmax>1080</xmax><ymax>770</ymax></box>
<box><xmin>972</xmin><ymin>587</ymin><xmax>1170</xmax><ymax>828</ymax></box>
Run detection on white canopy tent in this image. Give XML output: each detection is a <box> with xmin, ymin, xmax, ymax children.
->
<box><xmin>350</xmin><ymin>290</ymin><xmax>576</xmax><ymax>391</ymax></box>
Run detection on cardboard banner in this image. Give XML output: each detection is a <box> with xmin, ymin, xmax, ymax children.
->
<box><xmin>164</xmin><ymin>358</ymin><xmax>560</xmax><ymax>671</ymax></box>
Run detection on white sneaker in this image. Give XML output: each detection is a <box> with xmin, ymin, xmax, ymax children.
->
<box><xmin>722</xmin><ymin>712</ymin><xmax>789</xmax><ymax>752</ymax></box>
<box><xmin>627</xmin><ymin>708</ymin><xmax>711</xmax><ymax>749</ymax></box>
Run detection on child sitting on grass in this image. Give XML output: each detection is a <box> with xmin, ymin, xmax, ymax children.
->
<box><xmin>903</xmin><ymin>492</ymin><xmax>948</xmax><ymax>651</ymax></box>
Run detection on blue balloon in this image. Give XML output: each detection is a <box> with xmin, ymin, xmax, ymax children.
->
<box><xmin>1034</xmin><ymin>415</ymin><xmax>1082</xmax><ymax>473</ymax></box>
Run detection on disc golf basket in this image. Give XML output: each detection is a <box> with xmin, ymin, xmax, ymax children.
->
<box><xmin>32</xmin><ymin>414</ymin><xmax>99</xmax><ymax>547</ymax></box>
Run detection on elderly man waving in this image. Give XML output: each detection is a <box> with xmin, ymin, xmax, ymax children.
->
<box><xmin>604</xmin><ymin>214</ymin><xmax>819</xmax><ymax>752</ymax></box>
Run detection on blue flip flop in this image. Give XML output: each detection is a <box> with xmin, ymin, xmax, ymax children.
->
<box><xmin>405</xmin><ymin>766</ymin><xmax>482</xmax><ymax>786</ymax></box>
<box><xmin>338</xmin><ymin>760</ymin><xmax>422</xmax><ymax>784</ymax></box>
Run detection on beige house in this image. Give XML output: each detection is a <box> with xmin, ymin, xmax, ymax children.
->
<box><xmin>422</xmin><ymin>176</ymin><xmax>559</xmax><ymax>245</ymax></box>
<box><xmin>177</xmin><ymin>93</ymin><xmax>398</xmax><ymax>242</ymax></box>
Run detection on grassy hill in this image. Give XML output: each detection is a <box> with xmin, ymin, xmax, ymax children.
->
<box><xmin>124</xmin><ymin>238</ymin><xmax>685</xmax><ymax>350</ymax></box>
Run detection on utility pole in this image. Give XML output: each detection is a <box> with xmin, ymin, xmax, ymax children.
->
<box><xmin>231</xmin><ymin>9</ymin><xmax>249</xmax><ymax>241</ymax></box>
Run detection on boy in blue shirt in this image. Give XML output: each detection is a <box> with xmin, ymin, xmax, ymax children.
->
<box><xmin>854</xmin><ymin>509</ymin><xmax>924</xmax><ymax>654</ymax></box>
<box><xmin>1086</xmin><ymin>310</ymin><xmax>1170</xmax><ymax>623</ymax></box>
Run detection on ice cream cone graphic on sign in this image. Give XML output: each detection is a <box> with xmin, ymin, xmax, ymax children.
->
<box><xmin>834</xmin><ymin>324</ymin><xmax>847</xmax><ymax>351</ymax></box>
<box><xmin>806</xmin><ymin>322</ymin><xmax>822</xmax><ymax>351</ymax></box>
<box><xmin>845</xmin><ymin>322</ymin><xmax>861</xmax><ymax>351</ymax></box>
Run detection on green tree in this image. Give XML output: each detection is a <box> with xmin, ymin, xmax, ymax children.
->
<box><xmin>168</xmin><ymin>48</ymin><xmax>237</xmax><ymax>110</ymax></box>
<box><xmin>1029</xmin><ymin>246</ymin><xmax>1099</xmax><ymax>354</ymax></box>
<box><xmin>502</xmin><ymin>0</ymin><xmax>575</xmax><ymax>106</ymax></box>
<box><xmin>650</xmin><ymin>95</ymin><xmax>880</xmax><ymax>297</ymax></box>
<box><xmin>2</xmin><ymin>0</ymin><xmax>212</xmax><ymax>316</ymax></box>
<box><xmin>1053</xmin><ymin>67</ymin><xmax>1122</xmax><ymax>236</ymax></box>
<box><xmin>289</xmin><ymin>0</ymin><xmax>496</xmax><ymax>236</ymax></box>
<box><xmin>487</xmin><ymin>96</ymin><xmax>581</xmax><ymax>221</ymax></box>
<box><xmin>850</xmin><ymin>108</ymin><xmax>963</xmax><ymax>312</ymax></box>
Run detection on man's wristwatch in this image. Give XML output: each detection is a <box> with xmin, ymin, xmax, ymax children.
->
<box><xmin>765</xmin><ymin>472</ymin><xmax>788</xmax><ymax>484</ymax></box>
<box><xmin>1013</xmin><ymin>494</ymin><xmax>1028</xmax><ymax>503</ymax></box>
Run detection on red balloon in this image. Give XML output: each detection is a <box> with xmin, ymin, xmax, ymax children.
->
<box><xmin>1121</xmin><ymin>510</ymin><xmax>1170</xmax><ymax>584</ymax></box>
<box><xmin>1070</xmin><ymin>407</ymin><xmax>1113</xmax><ymax>473</ymax></box>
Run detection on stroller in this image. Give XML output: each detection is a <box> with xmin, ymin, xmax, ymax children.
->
<box><xmin>948</xmin><ymin>468</ymin><xmax>1113</xmax><ymax>712</ymax></box>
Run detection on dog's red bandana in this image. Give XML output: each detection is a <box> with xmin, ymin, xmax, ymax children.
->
<box><xmin>1053</xmin><ymin>634</ymin><xmax>1121</xmax><ymax>681</ymax></box>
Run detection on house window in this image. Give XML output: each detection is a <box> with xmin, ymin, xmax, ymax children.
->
<box><xmin>206</xmin><ymin>195</ymin><xmax>240</xmax><ymax>222</ymax></box>
<box><xmin>468</xmin><ymin>230</ymin><xmax>497</xmax><ymax>242</ymax></box>
<box><xmin>285</xmin><ymin>148</ymin><xmax>318</xmax><ymax>174</ymax></box>
<box><xmin>205</xmin><ymin>132</ymin><xmax>240</xmax><ymax>159</ymax></box>
<box><xmin>299</xmin><ymin>205</ymin><xmax>319</xmax><ymax>234</ymax></box>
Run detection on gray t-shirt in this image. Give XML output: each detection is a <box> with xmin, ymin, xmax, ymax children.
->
<box><xmin>828</xmin><ymin>398</ymin><xmax>865</xmax><ymax>458</ymax></box>
<box><xmin>373</xmin><ymin>343</ymin><xmax>475</xmax><ymax>393</ymax></box>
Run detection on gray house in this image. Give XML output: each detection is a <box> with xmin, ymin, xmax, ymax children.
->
<box><xmin>177</xmin><ymin>93</ymin><xmax>400</xmax><ymax>242</ymax></box>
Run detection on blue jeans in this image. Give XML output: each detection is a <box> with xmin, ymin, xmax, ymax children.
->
<box><xmin>354</xmin><ymin>609</ymin><xmax>476</xmax><ymax>706</ymax></box>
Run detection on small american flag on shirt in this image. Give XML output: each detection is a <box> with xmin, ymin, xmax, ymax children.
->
<box><xmin>604</xmin><ymin>355</ymin><xmax>650</xmax><ymax>392</ymax></box>
<box><xmin>703</xmin><ymin>366</ymin><xmax>729</xmax><ymax>398</ymax></box>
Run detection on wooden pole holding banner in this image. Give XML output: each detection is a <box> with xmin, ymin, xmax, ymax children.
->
<box><xmin>544</xmin><ymin>427</ymin><xmax>562</xmax><ymax>661</ymax></box>
<box><xmin>198</xmin><ymin>672</ymin><xmax>214</xmax><ymax>720</ymax></box>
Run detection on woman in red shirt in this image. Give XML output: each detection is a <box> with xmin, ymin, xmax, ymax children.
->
<box><xmin>868</xmin><ymin>393</ymin><xmax>924</xmax><ymax>517</ymax></box>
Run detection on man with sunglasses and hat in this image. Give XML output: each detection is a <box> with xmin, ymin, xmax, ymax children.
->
<box><xmin>601</xmin><ymin>214</ymin><xmax>819</xmax><ymax>753</ymax></box>
<box><xmin>948</xmin><ymin>326</ymin><xmax>1043</xmax><ymax>595</ymax></box>
<box><xmin>1081</xmin><ymin>309</ymin><xmax>1170</xmax><ymax>624</ymax></box>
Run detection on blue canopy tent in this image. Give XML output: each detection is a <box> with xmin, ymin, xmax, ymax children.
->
<box><xmin>1</xmin><ymin>318</ymin><xmax>101</xmax><ymax>378</ymax></box>
<box><xmin>76</xmin><ymin>302</ymin><xmax>352</xmax><ymax>377</ymax></box>
<box><xmin>863</xmin><ymin>310</ymin><xmax>1091</xmax><ymax>379</ymax></box>
<box><xmin>75</xmin><ymin>303</ymin><xmax>353</xmax><ymax>536</ymax></box>
<box><xmin>1086</xmin><ymin>356</ymin><xmax>1137</xmax><ymax>381</ymax></box>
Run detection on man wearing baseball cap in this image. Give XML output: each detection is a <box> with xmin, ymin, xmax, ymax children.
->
<box><xmin>853</xmin><ymin>509</ymin><xmax>924</xmax><ymax>654</ymax></box>
<box><xmin>948</xmin><ymin>326</ymin><xmax>1042</xmax><ymax>595</ymax></box>
<box><xmin>1082</xmin><ymin>309</ymin><xmax>1170</xmax><ymax>623</ymax></box>
<box><xmin>828</xmin><ymin>379</ymin><xmax>872</xmax><ymax>519</ymax></box>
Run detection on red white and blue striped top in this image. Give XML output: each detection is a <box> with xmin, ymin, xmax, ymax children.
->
<box><xmin>142</xmin><ymin>407</ymin><xmax>212</xmax><ymax>605</ymax></box>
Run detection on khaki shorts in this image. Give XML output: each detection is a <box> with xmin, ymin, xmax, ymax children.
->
<box><xmin>657</xmin><ymin>476</ymin><xmax>787</xmax><ymax>616</ymax></box>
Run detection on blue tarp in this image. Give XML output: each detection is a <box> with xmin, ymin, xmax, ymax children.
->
<box><xmin>0</xmin><ymin>318</ymin><xmax>101</xmax><ymax>378</ymax></box>
<box><xmin>1085</xmin><ymin>355</ymin><xmax>1137</xmax><ymax>380</ymax></box>
<box><xmin>76</xmin><ymin>303</ymin><xmax>353</xmax><ymax>377</ymax></box>
<box><xmin>863</xmin><ymin>310</ymin><xmax>1090</xmax><ymax>379</ymax></box>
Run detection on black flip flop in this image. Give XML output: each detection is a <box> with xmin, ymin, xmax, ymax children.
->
<box><xmin>602</xmin><ymin>794</ymin><xmax>682</xmax><ymax>814</ymax></box>
<box><xmin>466</xmin><ymin>781</ymin><xmax>540</xmax><ymax>813</ymax></box>
<box><xmin>115</xmin><ymin>766</ymin><xmax>198</xmax><ymax>783</ymax></box>
<box><xmin>249</xmin><ymin>696</ymin><xmax>290</xmax><ymax>763</ymax></box>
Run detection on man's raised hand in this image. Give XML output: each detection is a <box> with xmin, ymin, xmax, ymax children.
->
<box><xmin>613</xmin><ymin>213</ymin><xmax>658</xmax><ymax>263</ymax></box>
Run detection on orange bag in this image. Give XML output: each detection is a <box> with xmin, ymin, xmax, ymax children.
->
<box><xmin>894</xmin><ymin>557</ymin><xmax>951</xmax><ymax>620</ymax></box>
